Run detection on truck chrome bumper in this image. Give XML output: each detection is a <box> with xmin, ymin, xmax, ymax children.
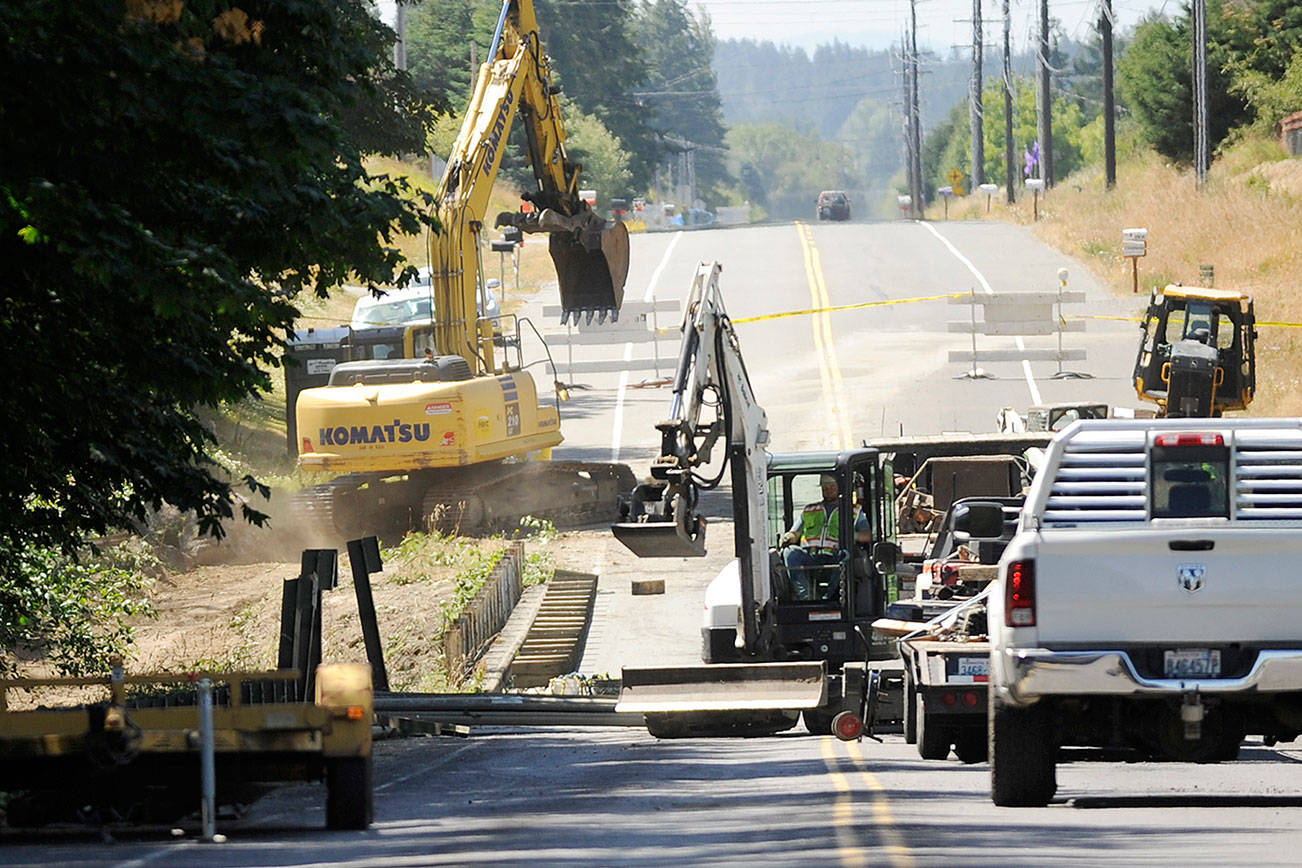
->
<box><xmin>1001</xmin><ymin>648</ymin><xmax>1302</xmax><ymax>702</ymax></box>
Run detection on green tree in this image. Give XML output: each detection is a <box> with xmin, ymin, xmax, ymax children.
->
<box><xmin>407</xmin><ymin>0</ymin><xmax>482</xmax><ymax>111</ymax></box>
<box><xmin>1117</xmin><ymin>6</ymin><xmax>1250</xmax><ymax>163</ymax></box>
<box><xmin>1231</xmin><ymin>47</ymin><xmax>1302</xmax><ymax>132</ymax></box>
<box><xmin>727</xmin><ymin>123</ymin><xmax>857</xmax><ymax>218</ymax></box>
<box><xmin>561</xmin><ymin>99</ymin><xmax>634</xmax><ymax>201</ymax></box>
<box><xmin>925</xmin><ymin>76</ymin><xmax>1086</xmax><ymax>193</ymax></box>
<box><xmin>836</xmin><ymin>98</ymin><xmax>904</xmax><ymax>218</ymax></box>
<box><xmin>633</xmin><ymin>0</ymin><xmax>731</xmax><ymax>202</ymax></box>
<box><xmin>536</xmin><ymin>0</ymin><xmax>655</xmax><ymax>192</ymax></box>
<box><xmin>1</xmin><ymin>2</ymin><xmax>435</xmax><ymax>586</ymax></box>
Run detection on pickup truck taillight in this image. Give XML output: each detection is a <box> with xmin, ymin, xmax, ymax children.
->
<box><xmin>1005</xmin><ymin>559</ymin><xmax>1035</xmax><ymax>627</ymax></box>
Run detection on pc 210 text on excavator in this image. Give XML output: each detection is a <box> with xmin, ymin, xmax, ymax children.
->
<box><xmin>292</xmin><ymin>0</ymin><xmax>633</xmax><ymax>542</ymax></box>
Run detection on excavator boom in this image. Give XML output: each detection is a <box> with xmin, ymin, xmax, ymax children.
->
<box><xmin>290</xmin><ymin>0</ymin><xmax>633</xmax><ymax>542</ymax></box>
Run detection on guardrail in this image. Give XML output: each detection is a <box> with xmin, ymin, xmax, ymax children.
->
<box><xmin>443</xmin><ymin>543</ymin><xmax>525</xmax><ymax>684</ymax></box>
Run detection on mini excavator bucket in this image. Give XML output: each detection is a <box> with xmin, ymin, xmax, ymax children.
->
<box><xmin>550</xmin><ymin>220</ymin><xmax>629</xmax><ymax>324</ymax></box>
<box><xmin>611</xmin><ymin>516</ymin><xmax>706</xmax><ymax>558</ymax></box>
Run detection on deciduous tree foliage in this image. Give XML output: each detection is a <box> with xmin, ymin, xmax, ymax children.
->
<box><xmin>535</xmin><ymin>0</ymin><xmax>657</xmax><ymax>193</ymax></box>
<box><xmin>632</xmin><ymin>0</ymin><xmax>731</xmax><ymax>201</ymax></box>
<box><xmin>0</xmin><ymin>1</ymin><xmax>435</xmax><ymax>564</ymax></box>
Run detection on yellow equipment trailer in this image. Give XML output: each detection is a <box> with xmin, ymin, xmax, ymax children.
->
<box><xmin>0</xmin><ymin>663</ymin><xmax>373</xmax><ymax>829</ymax></box>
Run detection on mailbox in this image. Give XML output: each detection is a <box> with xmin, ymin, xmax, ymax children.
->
<box><xmin>1122</xmin><ymin>227</ymin><xmax>1148</xmax><ymax>257</ymax></box>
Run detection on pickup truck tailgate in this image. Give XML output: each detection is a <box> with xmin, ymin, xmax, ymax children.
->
<box><xmin>1033</xmin><ymin>528</ymin><xmax>1302</xmax><ymax>644</ymax></box>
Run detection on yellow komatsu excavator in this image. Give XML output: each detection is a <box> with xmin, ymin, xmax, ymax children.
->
<box><xmin>1132</xmin><ymin>285</ymin><xmax>1256</xmax><ymax>418</ymax></box>
<box><xmin>292</xmin><ymin>0</ymin><xmax>633</xmax><ymax>538</ymax></box>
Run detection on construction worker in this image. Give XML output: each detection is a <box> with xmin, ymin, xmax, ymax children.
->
<box><xmin>781</xmin><ymin>473</ymin><xmax>870</xmax><ymax>601</ymax></box>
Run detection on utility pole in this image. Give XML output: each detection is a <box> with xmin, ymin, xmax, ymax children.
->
<box><xmin>970</xmin><ymin>0</ymin><xmax>985</xmax><ymax>188</ymax></box>
<box><xmin>1003</xmin><ymin>0</ymin><xmax>1015</xmax><ymax>203</ymax></box>
<box><xmin>393</xmin><ymin>2</ymin><xmax>407</xmax><ymax>71</ymax></box>
<box><xmin>909</xmin><ymin>0</ymin><xmax>923</xmax><ymax>217</ymax></box>
<box><xmin>901</xmin><ymin>38</ymin><xmax>915</xmax><ymax>216</ymax></box>
<box><xmin>1192</xmin><ymin>0</ymin><xmax>1209</xmax><ymax>189</ymax></box>
<box><xmin>1100</xmin><ymin>0</ymin><xmax>1116</xmax><ymax>188</ymax></box>
<box><xmin>1037</xmin><ymin>0</ymin><xmax>1053</xmax><ymax>187</ymax></box>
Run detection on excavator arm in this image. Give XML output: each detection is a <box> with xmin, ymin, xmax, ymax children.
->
<box><xmin>429</xmin><ymin>0</ymin><xmax>628</xmax><ymax>374</ymax></box>
<box><xmin>612</xmin><ymin>263</ymin><xmax>829</xmax><ymax>732</ymax></box>
<box><xmin>612</xmin><ymin>261</ymin><xmax>772</xmax><ymax>651</ymax></box>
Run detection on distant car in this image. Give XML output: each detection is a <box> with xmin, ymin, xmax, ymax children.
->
<box><xmin>350</xmin><ymin>268</ymin><xmax>500</xmax><ymax>330</ymax></box>
<box><xmin>817</xmin><ymin>190</ymin><xmax>851</xmax><ymax>221</ymax></box>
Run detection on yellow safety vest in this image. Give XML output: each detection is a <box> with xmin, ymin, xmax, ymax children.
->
<box><xmin>800</xmin><ymin>503</ymin><xmax>842</xmax><ymax>553</ymax></box>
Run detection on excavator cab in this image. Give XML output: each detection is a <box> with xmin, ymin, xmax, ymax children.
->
<box><xmin>1133</xmin><ymin>285</ymin><xmax>1256</xmax><ymax>417</ymax></box>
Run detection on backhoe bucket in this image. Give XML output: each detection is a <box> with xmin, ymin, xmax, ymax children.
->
<box><xmin>611</xmin><ymin>517</ymin><xmax>706</xmax><ymax>558</ymax></box>
<box><xmin>550</xmin><ymin>221</ymin><xmax>629</xmax><ymax>323</ymax></box>
<box><xmin>617</xmin><ymin>663</ymin><xmax>827</xmax><ymax>713</ymax></box>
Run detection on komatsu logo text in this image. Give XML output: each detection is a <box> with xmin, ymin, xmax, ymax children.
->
<box><xmin>482</xmin><ymin>89</ymin><xmax>515</xmax><ymax>177</ymax></box>
<box><xmin>319</xmin><ymin>421</ymin><xmax>431</xmax><ymax>446</ymax></box>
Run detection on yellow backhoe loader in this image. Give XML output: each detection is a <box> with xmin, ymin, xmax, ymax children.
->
<box><xmin>292</xmin><ymin>0</ymin><xmax>633</xmax><ymax>538</ymax></box>
<box><xmin>1132</xmin><ymin>285</ymin><xmax>1256</xmax><ymax>418</ymax></box>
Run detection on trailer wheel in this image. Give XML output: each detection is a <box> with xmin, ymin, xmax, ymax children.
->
<box><xmin>903</xmin><ymin>669</ymin><xmax>918</xmax><ymax>745</ymax></box>
<box><xmin>916</xmin><ymin>695</ymin><xmax>950</xmax><ymax>760</ymax></box>
<box><xmin>989</xmin><ymin>698</ymin><xmax>1056</xmax><ymax>807</ymax></box>
<box><xmin>325</xmin><ymin>756</ymin><xmax>374</xmax><ymax>830</ymax></box>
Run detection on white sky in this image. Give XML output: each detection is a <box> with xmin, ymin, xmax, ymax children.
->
<box><xmin>377</xmin><ymin>0</ymin><xmax>1171</xmax><ymax>56</ymax></box>
<box><xmin>691</xmin><ymin>0</ymin><xmax>1169</xmax><ymax>53</ymax></box>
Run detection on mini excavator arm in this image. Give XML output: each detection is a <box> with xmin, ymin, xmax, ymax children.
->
<box><xmin>612</xmin><ymin>261</ymin><xmax>773</xmax><ymax>651</ymax></box>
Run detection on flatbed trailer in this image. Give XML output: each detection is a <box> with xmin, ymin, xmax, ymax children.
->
<box><xmin>0</xmin><ymin>662</ymin><xmax>373</xmax><ymax>829</ymax></box>
<box><xmin>877</xmin><ymin>590</ymin><xmax>990</xmax><ymax>762</ymax></box>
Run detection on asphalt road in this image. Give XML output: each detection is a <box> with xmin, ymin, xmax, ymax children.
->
<box><xmin>10</xmin><ymin>219</ymin><xmax>1298</xmax><ymax>865</ymax></box>
<box><xmin>10</xmin><ymin>731</ymin><xmax>1302</xmax><ymax>866</ymax></box>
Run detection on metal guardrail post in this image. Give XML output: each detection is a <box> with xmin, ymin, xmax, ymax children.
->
<box><xmin>198</xmin><ymin>677</ymin><xmax>216</xmax><ymax>842</ymax></box>
<box><xmin>348</xmin><ymin>536</ymin><xmax>389</xmax><ymax>691</ymax></box>
<box><xmin>277</xmin><ymin>578</ymin><xmax>298</xmax><ymax>670</ymax></box>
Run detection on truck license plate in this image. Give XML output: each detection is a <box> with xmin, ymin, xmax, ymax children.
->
<box><xmin>1164</xmin><ymin>648</ymin><xmax>1221</xmax><ymax>678</ymax></box>
<box><xmin>956</xmin><ymin>657</ymin><xmax>989</xmax><ymax>678</ymax></box>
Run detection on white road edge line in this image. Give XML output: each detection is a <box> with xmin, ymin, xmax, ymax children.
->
<box><xmin>917</xmin><ymin>222</ymin><xmax>1042</xmax><ymax>406</ymax></box>
<box><xmin>610</xmin><ymin>231</ymin><xmax>682</xmax><ymax>462</ymax></box>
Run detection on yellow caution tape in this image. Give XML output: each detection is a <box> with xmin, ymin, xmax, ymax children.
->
<box><xmin>1067</xmin><ymin>314</ymin><xmax>1302</xmax><ymax>328</ymax></box>
<box><xmin>730</xmin><ymin>292</ymin><xmax>968</xmax><ymax>325</ymax></box>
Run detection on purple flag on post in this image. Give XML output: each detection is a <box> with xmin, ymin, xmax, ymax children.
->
<box><xmin>1023</xmin><ymin>141</ymin><xmax>1041</xmax><ymax>178</ymax></box>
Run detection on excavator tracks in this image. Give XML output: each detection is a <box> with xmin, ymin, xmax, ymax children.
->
<box><xmin>289</xmin><ymin>461</ymin><xmax>636</xmax><ymax>543</ymax></box>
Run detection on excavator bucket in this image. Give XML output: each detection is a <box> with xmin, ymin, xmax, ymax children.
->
<box><xmin>617</xmin><ymin>663</ymin><xmax>827</xmax><ymax>713</ymax></box>
<box><xmin>611</xmin><ymin>517</ymin><xmax>707</xmax><ymax>558</ymax></box>
<box><xmin>550</xmin><ymin>221</ymin><xmax>629</xmax><ymax>323</ymax></box>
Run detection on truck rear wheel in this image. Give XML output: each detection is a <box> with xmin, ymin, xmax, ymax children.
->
<box><xmin>989</xmin><ymin>698</ymin><xmax>1056</xmax><ymax>807</ymax></box>
<box><xmin>916</xmin><ymin>696</ymin><xmax>951</xmax><ymax>760</ymax></box>
<box><xmin>903</xmin><ymin>670</ymin><xmax>918</xmax><ymax>744</ymax></box>
<box><xmin>325</xmin><ymin>756</ymin><xmax>374</xmax><ymax>830</ymax></box>
<box><xmin>954</xmin><ymin>729</ymin><xmax>988</xmax><ymax>764</ymax></box>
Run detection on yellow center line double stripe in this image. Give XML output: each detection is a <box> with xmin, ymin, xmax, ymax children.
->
<box><xmin>820</xmin><ymin>737</ymin><xmax>915</xmax><ymax>868</ymax></box>
<box><xmin>796</xmin><ymin>222</ymin><xmax>853</xmax><ymax>450</ymax></box>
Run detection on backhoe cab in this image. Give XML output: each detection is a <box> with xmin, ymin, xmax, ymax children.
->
<box><xmin>1133</xmin><ymin>285</ymin><xmax>1256</xmax><ymax>418</ymax></box>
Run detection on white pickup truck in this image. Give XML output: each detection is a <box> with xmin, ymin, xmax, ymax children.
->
<box><xmin>977</xmin><ymin>418</ymin><xmax>1302</xmax><ymax>806</ymax></box>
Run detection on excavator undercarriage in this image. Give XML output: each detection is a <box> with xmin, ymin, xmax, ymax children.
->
<box><xmin>290</xmin><ymin>460</ymin><xmax>635</xmax><ymax>543</ymax></box>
